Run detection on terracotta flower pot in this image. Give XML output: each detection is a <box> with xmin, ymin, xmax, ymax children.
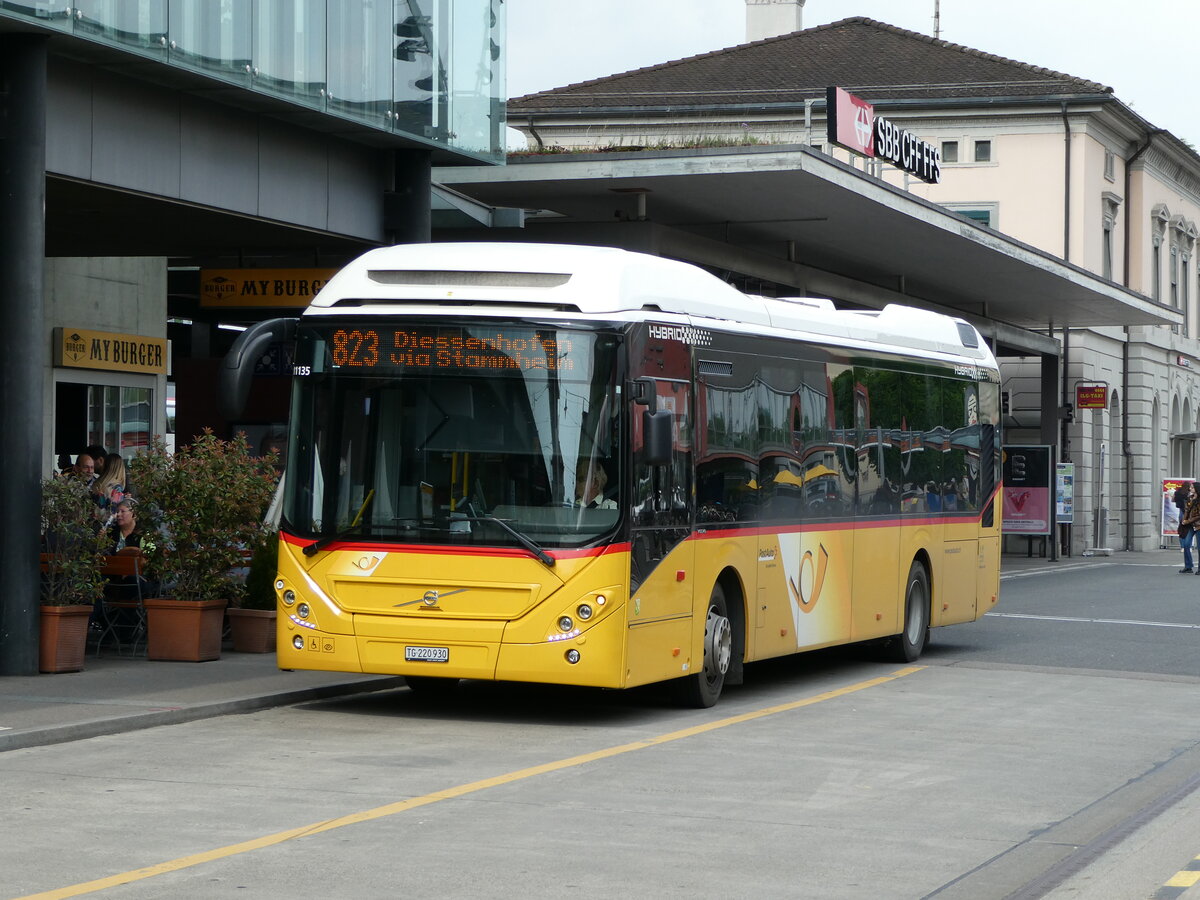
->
<box><xmin>228</xmin><ymin>608</ymin><xmax>277</xmax><ymax>653</ymax></box>
<box><xmin>39</xmin><ymin>605</ymin><xmax>92</xmax><ymax>673</ymax></box>
<box><xmin>144</xmin><ymin>598</ymin><xmax>227</xmax><ymax>662</ymax></box>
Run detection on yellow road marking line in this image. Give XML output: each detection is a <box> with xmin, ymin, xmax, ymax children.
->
<box><xmin>17</xmin><ymin>666</ymin><xmax>923</xmax><ymax>900</ymax></box>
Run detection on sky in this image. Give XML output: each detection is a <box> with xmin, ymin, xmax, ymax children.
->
<box><xmin>504</xmin><ymin>0</ymin><xmax>1200</xmax><ymax>149</ymax></box>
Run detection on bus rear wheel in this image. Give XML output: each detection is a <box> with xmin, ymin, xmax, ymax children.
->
<box><xmin>885</xmin><ymin>560</ymin><xmax>930</xmax><ymax>663</ymax></box>
<box><xmin>674</xmin><ymin>583</ymin><xmax>732</xmax><ymax>708</ymax></box>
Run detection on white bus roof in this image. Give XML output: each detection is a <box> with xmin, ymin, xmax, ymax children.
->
<box><xmin>307</xmin><ymin>242</ymin><xmax>995</xmax><ymax>366</ymax></box>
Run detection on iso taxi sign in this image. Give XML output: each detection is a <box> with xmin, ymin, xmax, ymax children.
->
<box><xmin>1075</xmin><ymin>385</ymin><xmax>1108</xmax><ymax>410</ymax></box>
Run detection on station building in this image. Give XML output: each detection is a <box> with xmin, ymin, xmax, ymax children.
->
<box><xmin>463</xmin><ymin>13</ymin><xmax>1192</xmax><ymax>556</ymax></box>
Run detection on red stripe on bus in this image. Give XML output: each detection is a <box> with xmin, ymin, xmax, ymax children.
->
<box><xmin>280</xmin><ymin>531</ymin><xmax>630</xmax><ymax>561</ymax></box>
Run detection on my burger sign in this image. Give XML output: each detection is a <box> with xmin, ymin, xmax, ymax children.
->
<box><xmin>825</xmin><ymin>86</ymin><xmax>941</xmax><ymax>184</ymax></box>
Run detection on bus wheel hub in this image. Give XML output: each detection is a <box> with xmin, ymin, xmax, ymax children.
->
<box><xmin>705</xmin><ymin>609</ymin><xmax>732</xmax><ymax>678</ymax></box>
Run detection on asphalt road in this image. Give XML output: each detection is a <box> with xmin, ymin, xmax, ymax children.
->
<box><xmin>5</xmin><ymin>555</ymin><xmax>1200</xmax><ymax>900</ymax></box>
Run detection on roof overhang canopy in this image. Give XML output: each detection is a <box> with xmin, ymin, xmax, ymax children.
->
<box><xmin>435</xmin><ymin>145</ymin><xmax>1176</xmax><ymax>332</ymax></box>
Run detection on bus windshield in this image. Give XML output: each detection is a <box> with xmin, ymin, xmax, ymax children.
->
<box><xmin>282</xmin><ymin>320</ymin><xmax>622</xmax><ymax>549</ymax></box>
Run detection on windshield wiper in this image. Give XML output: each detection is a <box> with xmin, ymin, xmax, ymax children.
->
<box><xmin>462</xmin><ymin>515</ymin><xmax>555</xmax><ymax>568</ymax></box>
<box><xmin>303</xmin><ymin>490</ymin><xmax>375</xmax><ymax>557</ymax></box>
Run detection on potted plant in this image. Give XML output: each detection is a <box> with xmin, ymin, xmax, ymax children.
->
<box><xmin>227</xmin><ymin>530</ymin><xmax>279</xmax><ymax>653</ymax></box>
<box><xmin>131</xmin><ymin>430</ymin><xmax>278</xmax><ymax>662</ymax></box>
<box><xmin>39</xmin><ymin>475</ymin><xmax>108</xmax><ymax>673</ymax></box>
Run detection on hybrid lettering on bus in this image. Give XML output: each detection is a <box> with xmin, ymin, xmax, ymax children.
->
<box><xmin>221</xmin><ymin>243</ymin><xmax>1001</xmax><ymax>707</ymax></box>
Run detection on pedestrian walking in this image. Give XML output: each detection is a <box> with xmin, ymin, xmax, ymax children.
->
<box><xmin>1180</xmin><ymin>483</ymin><xmax>1200</xmax><ymax>573</ymax></box>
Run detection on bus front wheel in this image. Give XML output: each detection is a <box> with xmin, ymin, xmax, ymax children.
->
<box><xmin>674</xmin><ymin>583</ymin><xmax>732</xmax><ymax>708</ymax></box>
<box><xmin>885</xmin><ymin>560</ymin><xmax>930</xmax><ymax>663</ymax></box>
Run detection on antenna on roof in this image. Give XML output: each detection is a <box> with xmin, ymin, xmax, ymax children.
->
<box><xmin>933</xmin><ymin>0</ymin><xmax>941</xmax><ymax>40</ymax></box>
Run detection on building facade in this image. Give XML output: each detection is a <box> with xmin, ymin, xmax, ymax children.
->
<box><xmin>505</xmin><ymin>16</ymin><xmax>1197</xmax><ymax>554</ymax></box>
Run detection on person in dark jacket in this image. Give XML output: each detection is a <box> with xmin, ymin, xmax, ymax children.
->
<box><xmin>1179</xmin><ymin>483</ymin><xmax>1200</xmax><ymax>573</ymax></box>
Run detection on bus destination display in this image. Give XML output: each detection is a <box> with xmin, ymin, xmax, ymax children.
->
<box><xmin>325</xmin><ymin>327</ymin><xmax>576</xmax><ymax>372</ymax></box>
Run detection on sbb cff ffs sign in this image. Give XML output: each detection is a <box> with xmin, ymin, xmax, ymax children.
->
<box><xmin>1076</xmin><ymin>385</ymin><xmax>1108</xmax><ymax>409</ymax></box>
<box><xmin>825</xmin><ymin>86</ymin><xmax>941</xmax><ymax>184</ymax></box>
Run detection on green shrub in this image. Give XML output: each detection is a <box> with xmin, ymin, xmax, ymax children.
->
<box><xmin>242</xmin><ymin>533</ymin><xmax>280</xmax><ymax>610</ymax></box>
<box><xmin>130</xmin><ymin>430</ymin><xmax>278</xmax><ymax>604</ymax></box>
<box><xmin>40</xmin><ymin>476</ymin><xmax>107</xmax><ymax>606</ymax></box>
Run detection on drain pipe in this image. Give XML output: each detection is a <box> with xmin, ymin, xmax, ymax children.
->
<box><xmin>1121</xmin><ymin>129</ymin><xmax>1160</xmax><ymax>550</ymax></box>
<box><xmin>1061</xmin><ymin>102</ymin><xmax>1072</xmax><ymax>261</ymax></box>
<box><xmin>1059</xmin><ymin>103</ymin><xmax>1072</xmax><ymax>554</ymax></box>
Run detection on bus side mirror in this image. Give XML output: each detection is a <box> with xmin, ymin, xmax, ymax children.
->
<box><xmin>218</xmin><ymin>318</ymin><xmax>299</xmax><ymax>420</ymax></box>
<box><xmin>634</xmin><ymin>376</ymin><xmax>673</xmax><ymax>467</ymax></box>
<box><xmin>643</xmin><ymin>410</ymin><xmax>673</xmax><ymax>467</ymax></box>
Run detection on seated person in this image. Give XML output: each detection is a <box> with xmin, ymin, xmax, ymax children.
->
<box><xmin>107</xmin><ymin>498</ymin><xmax>145</xmax><ymax>553</ymax></box>
<box><xmin>90</xmin><ymin>499</ymin><xmax>157</xmax><ymax>647</ymax></box>
<box><xmin>72</xmin><ymin>453</ymin><xmax>97</xmax><ymax>486</ymax></box>
<box><xmin>576</xmin><ymin>462</ymin><xmax>617</xmax><ymax>509</ymax></box>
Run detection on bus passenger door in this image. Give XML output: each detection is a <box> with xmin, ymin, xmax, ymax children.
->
<box><xmin>848</xmin><ymin>369</ymin><xmax>901</xmax><ymax>641</ymax></box>
<box><xmin>975</xmin><ymin>418</ymin><xmax>1001</xmax><ymax>619</ymax></box>
<box><xmin>940</xmin><ymin>381</ymin><xmax>983</xmax><ymax>625</ymax></box>
<box><xmin>626</xmin><ymin>362</ymin><xmax>696</xmax><ymax>687</ymax></box>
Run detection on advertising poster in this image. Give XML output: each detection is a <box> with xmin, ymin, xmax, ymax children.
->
<box><xmin>1162</xmin><ymin>477</ymin><xmax>1194</xmax><ymax>537</ymax></box>
<box><xmin>1056</xmin><ymin>463</ymin><xmax>1074</xmax><ymax>525</ymax></box>
<box><xmin>1002</xmin><ymin>445</ymin><xmax>1053</xmax><ymax>535</ymax></box>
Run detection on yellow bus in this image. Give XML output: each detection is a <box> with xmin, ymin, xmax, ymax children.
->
<box><xmin>222</xmin><ymin>243</ymin><xmax>1001</xmax><ymax>707</ymax></box>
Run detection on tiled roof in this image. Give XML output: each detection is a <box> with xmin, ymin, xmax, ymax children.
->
<box><xmin>508</xmin><ymin>17</ymin><xmax>1112</xmax><ymax>112</ymax></box>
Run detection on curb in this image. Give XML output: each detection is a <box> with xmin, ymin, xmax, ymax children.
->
<box><xmin>0</xmin><ymin>676</ymin><xmax>406</xmax><ymax>753</ymax></box>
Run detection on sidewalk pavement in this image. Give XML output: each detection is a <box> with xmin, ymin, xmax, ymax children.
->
<box><xmin>0</xmin><ymin>650</ymin><xmax>403</xmax><ymax>752</ymax></box>
<box><xmin>0</xmin><ymin>548</ymin><xmax>1186</xmax><ymax>753</ymax></box>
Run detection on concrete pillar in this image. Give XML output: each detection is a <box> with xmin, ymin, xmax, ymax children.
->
<box><xmin>0</xmin><ymin>34</ymin><xmax>48</xmax><ymax>675</ymax></box>
<box><xmin>385</xmin><ymin>150</ymin><xmax>431</xmax><ymax>244</ymax></box>
<box><xmin>1040</xmin><ymin>350</ymin><xmax>1059</xmax><ymax>448</ymax></box>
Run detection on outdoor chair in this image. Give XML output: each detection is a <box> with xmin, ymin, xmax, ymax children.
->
<box><xmin>96</xmin><ymin>548</ymin><xmax>148</xmax><ymax>657</ymax></box>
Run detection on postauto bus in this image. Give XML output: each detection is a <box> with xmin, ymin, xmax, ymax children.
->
<box><xmin>221</xmin><ymin>243</ymin><xmax>1001</xmax><ymax>707</ymax></box>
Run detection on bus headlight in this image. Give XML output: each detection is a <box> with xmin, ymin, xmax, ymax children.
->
<box><xmin>275</xmin><ymin>579</ymin><xmax>285</xmax><ymax>591</ymax></box>
<box><xmin>558</xmin><ymin>615</ymin><xmax>573</xmax><ymax>632</ymax></box>
<box><xmin>282</xmin><ymin>590</ymin><xmax>296</xmax><ymax>606</ymax></box>
<box><xmin>292</xmin><ymin>636</ymin><xmax>304</xmax><ymax>649</ymax></box>
<box><xmin>576</xmin><ymin>603</ymin><xmax>593</xmax><ymax>621</ymax></box>
<box><xmin>565</xmin><ymin>649</ymin><xmax>581</xmax><ymax>664</ymax></box>
<box><xmin>297</xmin><ymin>603</ymin><xmax>311</xmax><ymax>619</ymax></box>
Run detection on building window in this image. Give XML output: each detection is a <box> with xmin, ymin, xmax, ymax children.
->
<box><xmin>1152</xmin><ymin>205</ymin><xmax>1171</xmax><ymax>302</ymax></box>
<box><xmin>1171</xmin><ymin>244</ymin><xmax>1180</xmax><ymax>311</ymax></box>
<box><xmin>1166</xmin><ymin>243</ymin><xmax>1176</xmax><ymax>309</ymax></box>
<box><xmin>941</xmin><ymin>140</ymin><xmax>959</xmax><ymax>163</ymax></box>
<box><xmin>1183</xmin><ymin>253</ymin><xmax>1191</xmax><ymax>337</ymax></box>
<box><xmin>87</xmin><ymin>385</ymin><xmax>152</xmax><ymax>458</ymax></box>
<box><xmin>1178</xmin><ymin>219</ymin><xmax>1197</xmax><ymax>337</ymax></box>
<box><xmin>1153</xmin><ymin>238</ymin><xmax>1163</xmax><ymax>301</ymax></box>
<box><xmin>942</xmin><ymin>202</ymin><xmax>998</xmax><ymax>229</ymax></box>
<box><xmin>1102</xmin><ymin>218</ymin><xmax>1114</xmax><ymax>281</ymax></box>
<box><xmin>974</xmin><ymin>140</ymin><xmax>992</xmax><ymax>162</ymax></box>
<box><xmin>1102</xmin><ymin>192</ymin><xmax>1122</xmax><ymax>282</ymax></box>
<box><xmin>1104</xmin><ymin>149</ymin><xmax>1116</xmax><ymax>182</ymax></box>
